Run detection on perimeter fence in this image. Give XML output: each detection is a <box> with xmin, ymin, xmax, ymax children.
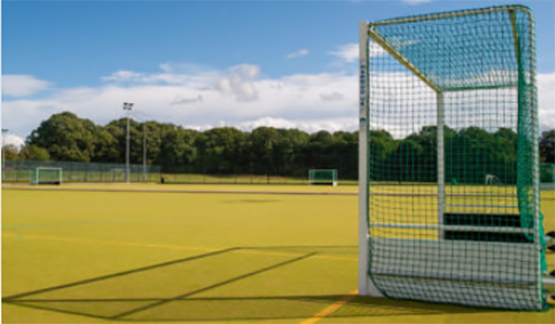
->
<box><xmin>2</xmin><ymin>160</ymin><xmax>161</xmax><ymax>183</ymax></box>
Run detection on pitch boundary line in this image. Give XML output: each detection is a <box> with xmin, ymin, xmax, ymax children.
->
<box><xmin>2</xmin><ymin>186</ymin><xmax>357</xmax><ymax>196</ymax></box>
<box><xmin>300</xmin><ymin>290</ymin><xmax>358</xmax><ymax>324</ymax></box>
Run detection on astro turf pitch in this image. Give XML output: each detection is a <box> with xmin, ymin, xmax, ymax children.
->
<box><xmin>2</xmin><ymin>184</ymin><xmax>554</xmax><ymax>323</ymax></box>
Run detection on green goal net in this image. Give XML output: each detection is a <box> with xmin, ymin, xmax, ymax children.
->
<box><xmin>308</xmin><ymin>169</ymin><xmax>338</xmax><ymax>186</ymax></box>
<box><xmin>359</xmin><ymin>5</ymin><xmax>549</xmax><ymax>311</ymax></box>
<box><xmin>30</xmin><ymin>167</ymin><xmax>62</xmax><ymax>185</ymax></box>
<box><xmin>540</xmin><ymin>164</ymin><xmax>554</xmax><ymax>191</ymax></box>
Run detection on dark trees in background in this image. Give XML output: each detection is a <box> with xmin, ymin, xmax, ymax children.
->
<box><xmin>12</xmin><ymin>111</ymin><xmax>555</xmax><ymax>181</ymax></box>
<box><xmin>28</xmin><ymin>112</ymin><xmax>97</xmax><ymax>162</ymax></box>
<box><xmin>158</xmin><ymin>126</ymin><xmax>199</xmax><ymax>172</ymax></box>
<box><xmin>18</xmin><ymin>145</ymin><xmax>51</xmax><ymax>161</ymax></box>
<box><xmin>197</xmin><ymin>127</ymin><xmax>249</xmax><ymax>175</ymax></box>
<box><xmin>540</xmin><ymin>130</ymin><xmax>554</xmax><ymax>164</ymax></box>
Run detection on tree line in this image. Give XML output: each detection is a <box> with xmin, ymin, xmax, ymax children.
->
<box><xmin>4</xmin><ymin>111</ymin><xmax>554</xmax><ymax>182</ymax></box>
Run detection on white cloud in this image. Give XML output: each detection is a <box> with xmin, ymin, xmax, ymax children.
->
<box><xmin>216</xmin><ymin>64</ymin><xmax>260</xmax><ymax>102</ymax></box>
<box><xmin>329</xmin><ymin>43</ymin><xmax>359</xmax><ymax>63</ymax></box>
<box><xmin>2</xmin><ymin>133</ymin><xmax>25</xmax><ymax>148</ymax></box>
<box><xmin>102</xmin><ymin>67</ymin><xmax>219</xmax><ymax>88</ymax></box>
<box><xmin>172</xmin><ymin>94</ymin><xmax>203</xmax><ymax>105</ymax></box>
<box><xmin>2</xmin><ymin>64</ymin><xmax>358</xmax><ymax>139</ymax></box>
<box><xmin>3</xmin><ymin>62</ymin><xmax>554</xmax><ymax>142</ymax></box>
<box><xmin>538</xmin><ymin>72</ymin><xmax>555</xmax><ymax>132</ymax></box>
<box><xmin>329</xmin><ymin>43</ymin><xmax>387</xmax><ymax>64</ymax></box>
<box><xmin>401</xmin><ymin>0</ymin><xmax>434</xmax><ymax>5</ymax></box>
<box><xmin>2</xmin><ymin>75</ymin><xmax>52</xmax><ymax>97</ymax></box>
<box><xmin>101</xmin><ymin>70</ymin><xmax>145</xmax><ymax>83</ymax></box>
<box><xmin>103</xmin><ymin>64</ymin><xmax>260</xmax><ymax>103</ymax></box>
<box><xmin>159</xmin><ymin>62</ymin><xmax>214</xmax><ymax>74</ymax></box>
<box><xmin>186</xmin><ymin>117</ymin><xmax>357</xmax><ymax>134</ymax></box>
<box><xmin>238</xmin><ymin>117</ymin><xmax>357</xmax><ymax>133</ymax></box>
<box><xmin>286</xmin><ymin>49</ymin><xmax>309</xmax><ymax>59</ymax></box>
<box><xmin>320</xmin><ymin>92</ymin><xmax>345</xmax><ymax>102</ymax></box>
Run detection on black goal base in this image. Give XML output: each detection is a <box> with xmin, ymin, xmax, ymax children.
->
<box><xmin>34</xmin><ymin>181</ymin><xmax>61</xmax><ymax>185</ymax></box>
<box><xmin>443</xmin><ymin>213</ymin><xmax>532</xmax><ymax>243</ymax></box>
<box><xmin>546</xmin><ymin>231</ymin><xmax>555</xmax><ymax>252</ymax></box>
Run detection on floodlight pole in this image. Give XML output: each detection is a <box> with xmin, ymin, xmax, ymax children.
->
<box><xmin>143</xmin><ymin>123</ymin><xmax>147</xmax><ymax>181</ymax></box>
<box><xmin>2</xmin><ymin>129</ymin><xmax>8</xmax><ymax>180</ymax></box>
<box><xmin>123</xmin><ymin>103</ymin><xmax>134</xmax><ymax>184</ymax></box>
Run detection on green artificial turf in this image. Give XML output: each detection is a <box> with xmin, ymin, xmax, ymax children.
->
<box><xmin>2</xmin><ymin>186</ymin><xmax>554</xmax><ymax>323</ymax></box>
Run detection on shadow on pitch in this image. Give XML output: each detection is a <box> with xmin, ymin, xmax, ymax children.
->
<box><xmin>2</xmin><ymin>246</ymin><xmax>484</xmax><ymax>322</ymax></box>
<box><xmin>5</xmin><ymin>295</ymin><xmax>484</xmax><ymax>322</ymax></box>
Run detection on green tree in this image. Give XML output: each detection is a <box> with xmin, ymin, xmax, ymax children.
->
<box><xmin>197</xmin><ymin>127</ymin><xmax>248</xmax><ymax>174</ymax></box>
<box><xmin>388</xmin><ymin>139</ymin><xmax>424</xmax><ymax>183</ymax></box>
<box><xmin>306</xmin><ymin>130</ymin><xmax>335</xmax><ymax>170</ymax></box>
<box><xmin>540</xmin><ymin>129</ymin><xmax>555</xmax><ymax>163</ymax></box>
<box><xmin>3</xmin><ymin>144</ymin><xmax>19</xmax><ymax>161</ymax></box>
<box><xmin>28</xmin><ymin>112</ymin><xmax>96</xmax><ymax>162</ymax></box>
<box><xmin>491</xmin><ymin>128</ymin><xmax>517</xmax><ymax>183</ymax></box>
<box><xmin>251</xmin><ymin>127</ymin><xmax>281</xmax><ymax>175</ymax></box>
<box><xmin>92</xmin><ymin>126</ymin><xmax>119</xmax><ymax>162</ymax></box>
<box><xmin>157</xmin><ymin>126</ymin><xmax>198</xmax><ymax>170</ymax></box>
<box><xmin>331</xmin><ymin>131</ymin><xmax>358</xmax><ymax>179</ymax></box>
<box><xmin>141</xmin><ymin>122</ymin><xmax>163</xmax><ymax>165</ymax></box>
<box><xmin>450</xmin><ymin>126</ymin><xmax>497</xmax><ymax>184</ymax></box>
<box><xmin>104</xmin><ymin>119</ymin><xmax>127</xmax><ymax>163</ymax></box>
<box><xmin>19</xmin><ymin>145</ymin><xmax>50</xmax><ymax>161</ymax></box>
<box><xmin>276</xmin><ymin>129</ymin><xmax>309</xmax><ymax>177</ymax></box>
<box><xmin>368</xmin><ymin>130</ymin><xmax>395</xmax><ymax>181</ymax></box>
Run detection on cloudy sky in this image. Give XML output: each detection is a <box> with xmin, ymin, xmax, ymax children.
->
<box><xmin>2</xmin><ymin>0</ymin><xmax>554</xmax><ymax>146</ymax></box>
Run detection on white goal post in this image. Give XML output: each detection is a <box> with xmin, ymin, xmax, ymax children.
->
<box><xmin>358</xmin><ymin>21</ymin><xmax>383</xmax><ymax>298</ymax></box>
<box><xmin>30</xmin><ymin>167</ymin><xmax>63</xmax><ymax>185</ymax></box>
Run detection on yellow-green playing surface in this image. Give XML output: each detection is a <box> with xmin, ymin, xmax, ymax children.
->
<box><xmin>2</xmin><ymin>184</ymin><xmax>554</xmax><ymax>323</ymax></box>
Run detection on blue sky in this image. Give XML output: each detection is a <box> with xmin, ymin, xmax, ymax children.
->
<box><xmin>2</xmin><ymin>0</ymin><xmax>554</xmax><ymax>145</ymax></box>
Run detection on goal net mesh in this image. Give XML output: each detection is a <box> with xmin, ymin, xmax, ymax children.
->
<box><xmin>364</xmin><ymin>5</ymin><xmax>547</xmax><ymax>310</ymax></box>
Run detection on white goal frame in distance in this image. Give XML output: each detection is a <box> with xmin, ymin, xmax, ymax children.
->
<box><xmin>485</xmin><ymin>174</ymin><xmax>502</xmax><ymax>185</ymax></box>
<box><xmin>33</xmin><ymin>167</ymin><xmax>63</xmax><ymax>185</ymax></box>
<box><xmin>308</xmin><ymin>169</ymin><xmax>338</xmax><ymax>186</ymax></box>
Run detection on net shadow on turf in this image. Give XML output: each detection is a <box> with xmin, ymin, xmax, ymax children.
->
<box><xmin>3</xmin><ymin>246</ymin><xmax>486</xmax><ymax>321</ymax></box>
